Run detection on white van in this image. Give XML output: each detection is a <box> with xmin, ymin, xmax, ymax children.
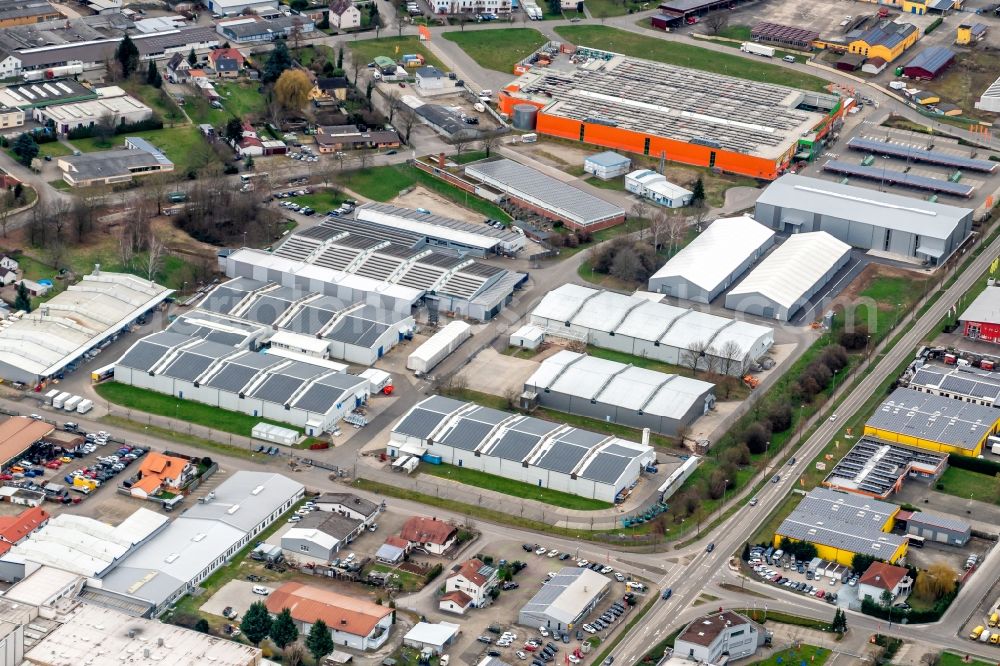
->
<box><xmin>521</xmin><ymin>133</ymin><xmax>537</xmax><ymax>143</ymax></box>
<box><xmin>252</xmin><ymin>586</ymin><xmax>271</xmax><ymax>596</ymax></box>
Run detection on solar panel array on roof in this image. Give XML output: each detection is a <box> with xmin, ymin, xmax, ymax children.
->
<box><xmin>846</xmin><ymin>136</ymin><xmax>996</xmax><ymax>173</ymax></box>
<box><xmin>866</xmin><ymin>387</ymin><xmax>999</xmax><ymax>450</ymax></box>
<box><xmin>395</xmin><ymin>408</ymin><xmax>455</xmax><ymax>440</ymax></box>
<box><xmin>580</xmin><ymin>450</ymin><xmax>632</xmax><ymax>484</ymax></box>
<box><xmin>291</xmin><ymin>374</ymin><xmax>360</xmax><ymax>413</ymax></box>
<box><xmin>160</xmin><ymin>340</ymin><xmax>235</xmax><ymax>381</ymax></box>
<box><xmin>910</xmin><ymin>365</ymin><xmax>1000</xmax><ymax>403</ymax></box>
<box><xmin>535</xmin><ymin>440</ymin><xmax>590</xmax><ymax>474</ymax></box>
<box><xmin>824</xmin><ymin>437</ymin><xmax>945</xmax><ymax>498</ymax></box>
<box><xmin>822</xmin><ymin>160</ymin><xmax>975</xmax><ymax>197</ymax></box>
<box><xmin>199</xmin><ymin>278</ymin><xmax>268</xmax><ymax>314</ymax></box>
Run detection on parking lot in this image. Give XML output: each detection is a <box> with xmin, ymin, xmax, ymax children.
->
<box><xmin>200</xmin><ymin>579</ymin><xmax>271</xmax><ymax>622</ymax></box>
<box><xmin>444</xmin><ymin>538</ymin><xmax>651</xmax><ymax>665</ymax></box>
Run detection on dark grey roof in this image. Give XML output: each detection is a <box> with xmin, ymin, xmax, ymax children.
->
<box><xmin>421</xmin><ymin>395</ymin><xmax>467</xmax><ymax>414</ymax></box>
<box><xmin>909</xmin><ymin>365</ymin><xmax>1000</xmax><ymax>402</ymax></box>
<box><xmin>557</xmin><ymin>428</ymin><xmax>608</xmax><ymax>448</ymax></box>
<box><xmin>777</xmin><ymin>488</ymin><xmax>906</xmax><ymax>559</ymax></box>
<box><xmin>824</xmin><ymin>437</ymin><xmax>945</xmax><ymax>497</ymax></box>
<box><xmin>316</xmin><ymin>492</ymin><xmax>380</xmax><ymax>517</ymax></box>
<box><xmin>15</xmin><ymin>40</ymin><xmax>118</xmax><ymax>69</ymax></box>
<box><xmin>535</xmin><ymin>440</ymin><xmax>589</xmax><ymax>474</ymax></box>
<box><xmin>866</xmin><ymin>387</ymin><xmax>999</xmax><ymax>450</ymax></box>
<box><xmin>489</xmin><ymin>430</ymin><xmax>541</xmax><ymax>462</ymax></box>
<box><xmin>323</xmin><ymin>315</ymin><xmax>390</xmax><ymax>347</ymax></box>
<box><xmin>251</xmin><ymin>374</ymin><xmax>305</xmax><ymax>404</ymax></box>
<box><xmin>439</xmin><ymin>419</ymin><xmax>495</xmax><ymax>451</ymax></box>
<box><xmin>579</xmin><ymin>452</ymin><xmax>631</xmax><ymax>484</ymax></box>
<box><xmin>292</xmin><ymin>374</ymin><xmax>365</xmax><ymax>413</ymax></box>
<box><xmin>160</xmin><ymin>340</ymin><xmax>234</xmax><ymax>381</ymax></box>
<box><xmin>133</xmin><ymin>26</ymin><xmax>218</xmax><ymax>57</ymax></box>
<box><xmin>117</xmin><ymin>332</ymin><xmax>191</xmax><ymax>371</ymax></box>
<box><xmin>908</xmin><ymin>511</ymin><xmax>970</xmax><ymax>533</ymax></box>
<box><xmin>465</xmin><ymin>159</ymin><xmax>625</xmax><ymax>227</ymax></box>
<box><xmin>202</xmin><ymin>352</ymin><xmax>286</xmax><ymax>392</ymax></box>
<box><xmin>61</xmin><ymin>147</ymin><xmax>173</xmax><ymax>183</ymax></box>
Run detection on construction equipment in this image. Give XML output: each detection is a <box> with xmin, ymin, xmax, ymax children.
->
<box><xmin>743</xmin><ymin>375</ymin><xmax>760</xmax><ymax>389</ymax></box>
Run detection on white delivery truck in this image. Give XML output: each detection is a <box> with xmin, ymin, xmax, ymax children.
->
<box><xmin>521</xmin><ymin>133</ymin><xmax>538</xmax><ymax>143</ymax></box>
<box><xmin>43</xmin><ymin>389</ymin><xmax>59</xmax><ymax>405</ymax></box>
<box><xmin>741</xmin><ymin>42</ymin><xmax>775</xmax><ymax>57</ymax></box>
<box><xmin>76</xmin><ymin>399</ymin><xmax>94</xmax><ymax>415</ymax></box>
<box><xmin>63</xmin><ymin>395</ymin><xmax>82</xmax><ymax>412</ymax></box>
<box><xmin>52</xmin><ymin>392</ymin><xmax>71</xmax><ymax>410</ymax></box>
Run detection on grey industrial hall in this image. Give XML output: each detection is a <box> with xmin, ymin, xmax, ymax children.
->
<box><xmin>754</xmin><ymin>174</ymin><xmax>973</xmax><ymax>265</ymax></box>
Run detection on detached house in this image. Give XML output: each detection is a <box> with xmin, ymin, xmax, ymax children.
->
<box><xmin>129</xmin><ymin>452</ymin><xmax>195</xmax><ymax>499</ymax></box>
<box><xmin>399</xmin><ymin>516</ymin><xmax>457</xmax><ymax>556</ymax></box>
<box><xmin>166</xmin><ymin>53</ymin><xmax>191</xmax><ymax>83</ymax></box>
<box><xmin>445</xmin><ymin>557</ymin><xmax>497</xmax><ymax>608</ymax></box>
<box><xmin>329</xmin><ymin>0</ymin><xmax>361</xmax><ymax>29</ymax></box>
<box><xmin>311</xmin><ymin>76</ymin><xmax>350</xmax><ymax>104</ymax></box>
<box><xmin>858</xmin><ymin>562</ymin><xmax>913</xmax><ymax>604</ymax></box>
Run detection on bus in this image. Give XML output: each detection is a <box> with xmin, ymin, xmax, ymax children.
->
<box><xmin>91</xmin><ymin>363</ymin><xmax>115</xmax><ymax>383</ymax></box>
<box><xmin>906</xmin><ymin>534</ymin><xmax>925</xmax><ymax>548</ymax></box>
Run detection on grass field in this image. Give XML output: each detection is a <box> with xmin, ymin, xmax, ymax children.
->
<box><xmin>421</xmin><ymin>463</ymin><xmax>613</xmax><ymax>510</ymax></box>
<box><xmin>349</xmin><ymin>37</ymin><xmax>447</xmax><ymax>72</ymax></box>
<box><xmin>185</xmin><ymin>82</ymin><xmax>268</xmax><ymax>126</ymax></box>
<box><xmin>553</xmin><ymin>26</ymin><xmax>830</xmax><ymax>93</ymax></box>
<box><xmin>936</xmin><ymin>467</ymin><xmax>1000</xmax><ymax>503</ymax></box>
<box><xmin>123</xmin><ymin>82</ymin><xmax>186</xmax><ymax>125</ymax></box>
<box><xmin>95</xmin><ymin>382</ymin><xmax>300</xmax><ymax>438</ymax></box>
<box><xmin>940</xmin><ymin>653</ymin><xmax>994</xmax><ymax>666</ymax></box>
<box><xmin>69</xmin><ymin>126</ymin><xmax>216</xmax><ymax>174</ymax></box>
<box><xmin>749</xmin><ymin>645</ymin><xmax>829</xmax><ymax>665</ymax></box>
<box><xmin>288</xmin><ymin>188</ymin><xmax>348</xmax><ymax>212</ymax></box>
<box><xmin>340</xmin><ymin>164</ymin><xmax>512</xmax><ymax>220</ymax></box>
<box><xmin>717</xmin><ymin>25</ymin><xmax>753</xmax><ymax>41</ymax></box>
<box><xmin>37</xmin><ymin>141</ymin><xmax>72</xmax><ymax>158</ymax></box>
<box><xmin>443</xmin><ymin>28</ymin><xmax>546</xmax><ymax>72</ymax></box>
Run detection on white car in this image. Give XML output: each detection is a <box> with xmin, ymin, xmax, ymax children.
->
<box><xmin>582</xmin><ymin>624</ymin><xmax>596</xmax><ymax>634</ymax></box>
<box><xmin>547</xmin><ymin>549</ymin><xmax>559</xmax><ymax>558</ymax></box>
<box><xmin>516</xmin><ymin>651</ymin><xmax>527</xmax><ymax>660</ymax></box>
<box><xmin>252</xmin><ymin>586</ymin><xmax>271</xmax><ymax>595</ymax></box>
<box><xmin>614</xmin><ymin>572</ymin><xmax>625</xmax><ymax>582</ymax></box>
<box><xmin>502</xmin><ymin>632</ymin><xmax>517</xmax><ymax>641</ymax></box>
<box><xmin>577</xmin><ymin>560</ymin><xmax>589</xmax><ymax>567</ymax></box>
<box><xmin>569</xmin><ymin>656</ymin><xmax>581</xmax><ymax>664</ymax></box>
<box><xmin>539</xmin><ymin>627</ymin><xmax>549</xmax><ymax>637</ymax></box>
<box><xmin>497</xmin><ymin>640</ymin><xmax>511</xmax><ymax>648</ymax></box>
<box><xmin>535</xmin><ymin>546</ymin><xmax>547</xmax><ymax>556</ymax></box>
<box><xmin>600</xmin><ymin>566</ymin><xmax>613</xmax><ymax>574</ymax></box>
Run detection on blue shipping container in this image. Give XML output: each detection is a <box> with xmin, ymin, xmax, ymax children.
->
<box><xmin>422</xmin><ymin>453</ymin><xmax>442</xmax><ymax>465</ymax></box>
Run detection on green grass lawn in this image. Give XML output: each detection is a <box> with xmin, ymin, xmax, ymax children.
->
<box><xmin>443</xmin><ymin>28</ymin><xmax>547</xmax><ymax>72</ymax></box>
<box><xmin>364</xmin><ymin>562</ymin><xmax>427</xmax><ymax>591</ymax></box>
<box><xmin>940</xmin><ymin>653</ymin><xmax>994</xmax><ymax>666</ymax></box>
<box><xmin>838</xmin><ymin>274</ymin><xmax>931</xmax><ymax>340</ymax></box>
<box><xmin>184</xmin><ymin>82</ymin><xmax>267</xmax><ymax>127</ymax></box>
<box><xmin>718</xmin><ymin>25</ymin><xmax>753</xmax><ymax>41</ymax></box>
<box><xmin>749</xmin><ymin>645</ymin><xmax>829</xmax><ymax>665</ymax></box>
<box><xmin>349</xmin><ymin>37</ymin><xmax>447</xmax><ymax>71</ymax></box>
<box><xmin>421</xmin><ymin>463</ymin><xmax>614</xmax><ymax>510</ymax></box>
<box><xmin>95</xmin><ymin>382</ymin><xmax>301</xmax><ymax>438</ymax></box>
<box><xmin>288</xmin><ymin>188</ymin><xmax>348</xmax><ymax>212</ymax></box>
<box><xmin>586</xmin><ymin>176</ymin><xmax>626</xmax><ymax>191</ymax></box>
<box><xmin>122</xmin><ymin>82</ymin><xmax>186</xmax><ymax>125</ymax></box>
<box><xmin>47</xmin><ymin>179</ymin><xmax>71</xmax><ymax>190</ymax></box>
<box><xmin>37</xmin><ymin>141</ymin><xmax>72</xmax><ymax>158</ymax></box>
<box><xmin>553</xmin><ymin>26</ymin><xmax>830</xmax><ymax>92</ymax></box>
<box><xmin>936</xmin><ymin>467</ymin><xmax>1000</xmax><ymax>503</ymax></box>
<box><xmin>339</xmin><ymin>164</ymin><xmax>511</xmax><ymax>220</ymax></box>
<box><xmin>69</xmin><ymin>126</ymin><xmax>216</xmax><ymax>174</ymax></box>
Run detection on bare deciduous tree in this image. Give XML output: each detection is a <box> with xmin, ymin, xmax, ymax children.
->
<box><xmin>357</xmin><ymin>150</ymin><xmax>372</xmax><ymax>170</ymax></box>
<box><xmin>0</xmin><ymin>190</ymin><xmax>13</xmax><ymax>238</ymax></box>
<box><xmin>703</xmin><ymin>11</ymin><xmax>729</xmax><ymax>35</ymax></box>
<box><xmin>452</xmin><ymin>134</ymin><xmax>472</xmax><ymax>158</ymax></box>
<box><xmin>401</xmin><ymin>108</ymin><xmax>417</xmax><ymax>144</ymax></box>
<box><xmin>386</xmin><ymin>89</ymin><xmax>402</xmax><ymax>124</ymax></box>
<box><xmin>481</xmin><ymin>132</ymin><xmax>501</xmax><ymax>158</ymax></box>
<box><xmin>717</xmin><ymin>340</ymin><xmax>744</xmax><ymax>377</ymax></box>
<box><xmin>664</xmin><ymin>214</ymin><xmax>687</xmax><ymax>255</ymax></box>
<box><xmin>682</xmin><ymin>340</ymin><xmax>710</xmax><ymax>375</ymax></box>
<box><xmin>137</xmin><ymin>232</ymin><xmax>166</xmax><ymax>282</ymax></box>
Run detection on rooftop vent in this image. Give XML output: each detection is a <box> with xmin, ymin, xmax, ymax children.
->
<box><xmin>193</xmin><ymin>533</ymin><xmax>206</xmax><ymax>542</ymax></box>
<box><xmin>165</xmin><ymin>553</ymin><xmax>179</xmax><ymax>563</ymax></box>
<box><xmin>227</xmin><ymin>504</ymin><xmax>240</xmax><ymax>514</ymax></box>
<box><xmin>251</xmin><ymin>485</ymin><xmax>264</xmax><ymax>495</ymax></box>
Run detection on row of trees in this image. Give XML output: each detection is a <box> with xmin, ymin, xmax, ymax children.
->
<box><xmin>237</xmin><ymin>601</ymin><xmax>335</xmax><ymax>665</ymax></box>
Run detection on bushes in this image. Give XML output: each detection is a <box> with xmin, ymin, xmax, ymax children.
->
<box><xmin>861</xmin><ymin>587</ymin><xmax>958</xmax><ymax>623</ymax></box>
<box><xmin>791</xmin><ymin>345</ymin><xmax>848</xmax><ymax>403</ymax></box>
<box><xmin>925</xmin><ymin>17</ymin><xmax>942</xmax><ymax>34</ymax></box>
<box><xmin>66</xmin><ymin>116</ymin><xmax>164</xmax><ymax>141</ymax></box>
<box><xmin>840</xmin><ymin>327</ymin><xmax>870</xmax><ymax>351</ymax></box>
<box><xmin>742</xmin><ymin>422</ymin><xmax>771</xmax><ymax>454</ymax></box>
<box><xmin>767</xmin><ymin>404</ymin><xmax>793</xmax><ymax>433</ymax></box>
<box><xmin>588</xmin><ymin>238</ymin><xmax>664</xmax><ymax>283</ymax></box>
<box><xmin>947</xmin><ymin>453</ymin><xmax>1000</xmax><ymax>476</ymax></box>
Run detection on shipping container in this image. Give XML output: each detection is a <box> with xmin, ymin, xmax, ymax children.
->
<box><xmin>43</xmin><ymin>389</ymin><xmax>59</xmax><ymax>405</ymax></box>
<box><xmin>422</xmin><ymin>453</ymin><xmax>442</xmax><ymax>464</ymax></box>
<box><xmin>406</xmin><ymin>321</ymin><xmax>473</xmax><ymax>374</ymax></box>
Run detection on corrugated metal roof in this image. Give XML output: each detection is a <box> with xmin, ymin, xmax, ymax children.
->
<box><xmin>959</xmin><ymin>286</ymin><xmax>1000</xmax><ymax>325</ymax></box>
<box><xmin>903</xmin><ymin>46</ymin><xmax>954</xmax><ymax>75</ymax></box>
<box><xmin>866</xmin><ymin>387</ymin><xmax>999</xmax><ymax>450</ymax></box>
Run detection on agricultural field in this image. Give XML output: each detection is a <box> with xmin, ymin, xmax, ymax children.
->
<box><xmin>443</xmin><ymin>28</ymin><xmax>547</xmax><ymax>72</ymax></box>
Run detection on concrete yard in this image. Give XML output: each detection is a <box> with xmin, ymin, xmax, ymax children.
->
<box><xmin>199</xmin><ymin>580</ymin><xmax>265</xmax><ymax>620</ymax></box>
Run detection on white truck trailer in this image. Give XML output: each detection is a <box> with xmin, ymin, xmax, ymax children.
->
<box><xmin>741</xmin><ymin>42</ymin><xmax>775</xmax><ymax>57</ymax></box>
<box><xmin>63</xmin><ymin>395</ymin><xmax>82</xmax><ymax>412</ymax></box>
<box><xmin>76</xmin><ymin>399</ymin><xmax>94</xmax><ymax>414</ymax></box>
<box><xmin>407</xmin><ymin>321</ymin><xmax>473</xmax><ymax>375</ymax></box>
<box><xmin>52</xmin><ymin>392</ymin><xmax>71</xmax><ymax>409</ymax></box>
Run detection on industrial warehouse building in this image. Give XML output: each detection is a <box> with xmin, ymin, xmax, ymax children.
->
<box><xmin>354</xmin><ymin>202</ymin><xmax>526</xmax><ymax>256</ymax></box>
<box><xmin>584</xmin><ymin>152</ymin><xmax>631</xmax><ymax>180</ymax></box>
<box><xmin>725</xmin><ymin>232</ymin><xmax>851</xmax><ymax>321</ymax></box>
<box><xmin>498</xmin><ymin>47</ymin><xmax>844</xmax><ymax>180</ymax></box>
<box><xmin>197</xmin><ymin>278</ymin><xmax>415</xmax><ymax>366</ymax></box>
<box><xmin>624</xmin><ymin>170</ymin><xmax>693</xmax><ymax>208</ymax></box>
<box><xmin>895</xmin><ymin>509</ymin><xmax>970</xmax><ymax>546</ymax></box>
<box><xmin>902</xmin><ymin>46</ymin><xmax>954</xmax><ymax>80</ymax></box>
<box><xmin>754</xmin><ymin>174</ymin><xmax>973</xmax><ymax>265</ymax></box>
<box><xmin>464</xmin><ymin>159</ymin><xmax>626</xmax><ymax>231</ymax></box>
<box><xmin>958</xmin><ymin>286</ymin><xmax>1000</xmax><ymax>345</ymax></box>
<box><xmin>114</xmin><ymin>331</ymin><xmax>369</xmax><ymax>435</ymax></box>
<box><xmin>822</xmin><ymin>437</ymin><xmax>947</xmax><ymax>499</ymax></box>
<box><xmin>907</xmin><ymin>363</ymin><xmax>1000</xmax><ymax>406</ymax></box>
<box><xmin>518</xmin><ymin>567</ymin><xmax>610</xmax><ymax>631</ymax></box>
<box><xmin>0</xmin><ymin>271</ymin><xmax>171</xmax><ymax>385</ymax></box>
<box><xmin>523</xmin><ymin>350</ymin><xmax>715</xmax><ymax>436</ymax></box>
<box><xmin>774</xmin><ymin>487</ymin><xmax>907</xmax><ymax>565</ymax></box>
<box><xmin>530</xmin><ymin>284</ymin><xmax>773</xmax><ymax>376</ymax></box>
<box><xmin>647</xmin><ymin>215</ymin><xmax>775</xmax><ymax>303</ymax></box>
<box><xmin>99</xmin><ymin>472</ymin><xmax>304</xmax><ymax>616</ymax></box>
<box><xmin>225</xmin><ymin>215</ymin><xmax>527</xmax><ymax>321</ymax></box>
<box><xmin>390</xmin><ymin>396</ymin><xmax>655</xmax><ymax>503</ymax></box>
<box><xmin>864</xmin><ymin>387</ymin><xmax>1000</xmax><ymax>457</ymax></box>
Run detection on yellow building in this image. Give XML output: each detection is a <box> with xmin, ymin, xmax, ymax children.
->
<box><xmin>864</xmin><ymin>387</ymin><xmax>1000</xmax><ymax>457</ymax></box>
<box><xmin>848</xmin><ymin>21</ymin><xmax>920</xmax><ymax>62</ymax></box>
<box><xmin>902</xmin><ymin>0</ymin><xmax>926</xmax><ymax>14</ymax></box>
<box><xmin>774</xmin><ymin>488</ymin><xmax>908</xmax><ymax>566</ymax></box>
<box><xmin>957</xmin><ymin>23</ymin><xmax>972</xmax><ymax>43</ymax></box>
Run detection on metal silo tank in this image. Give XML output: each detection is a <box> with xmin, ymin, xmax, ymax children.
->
<box><xmin>512</xmin><ymin>104</ymin><xmax>538</xmax><ymax>130</ymax></box>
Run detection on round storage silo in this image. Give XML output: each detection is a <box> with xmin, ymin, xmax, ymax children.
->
<box><xmin>512</xmin><ymin>104</ymin><xmax>538</xmax><ymax>130</ymax></box>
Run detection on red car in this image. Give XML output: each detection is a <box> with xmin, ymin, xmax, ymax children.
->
<box><xmin>45</xmin><ymin>461</ymin><xmax>60</xmax><ymax>469</ymax></box>
<box><xmin>523</xmin><ymin>644</ymin><xmax>537</xmax><ymax>652</ymax></box>
<box><xmin>0</xmin><ymin>474</ymin><xmax>11</xmax><ymax>481</ymax></box>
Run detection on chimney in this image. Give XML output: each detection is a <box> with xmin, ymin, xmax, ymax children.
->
<box><xmin>438</xmin><ymin>152</ymin><xmax>445</xmax><ymax>168</ymax></box>
<box><xmin>94</xmin><ymin>263</ymin><xmax>100</xmax><ymax>275</ymax></box>
<box><xmin>641</xmin><ymin>428</ymin><xmax>650</xmax><ymax>448</ymax></box>
<box><xmin>144</xmin><ymin>649</ymin><xmax>150</xmax><ymax>658</ymax></box>
<box><xmin>157</xmin><ymin>638</ymin><xmax>164</xmax><ymax>647</ymax></box>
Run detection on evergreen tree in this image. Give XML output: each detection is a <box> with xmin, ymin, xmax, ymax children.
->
<box><xmin>337</xmin><ymin>46</ymin><xmax>344</xmax><ymax>69</ymax></box>
<box><xmin>224</xmin><ymin>117</ymin><xmax>244</xmax><ymax>146</ymax></box>
<box><xmin>11</xmin><ymin>133</ymin><xmax>38</xmax><ymax>166</ymax></box>
<box><xmin>691</xmin><ymin>177</ymin><xmax>705</xmax><ymax>205</ymax></box>
<box><xmin>194</xmin><ymin>618</ymin><xmax>210</xmax><ymax>633</ymax></box>
<box><xmin>270</xmin><ymin>608</ymin><xmax>298</xmax><ymax>649</ymax></box>
<box><xmin>264</xmin><ymin>42</ymin><xmax>292</xmax><ymax>83</ymax></box>
<box><xmin>239</xmin><ymin>601</ymin><xmax>272</xmax><ymax>646</ymax></box>
<box><xmin>146</xmin><ymin>61</ymin><xmax>163</xmax><ymax>88</ymax></box>
<box><xmin>741</xmin><ymin>542</ymin><xmax>751</xmax><ymax>562</ymax></box>
<box><xmin>187</xmin><ymin>47</ymin><xmax>197</xmax><ymax>66</ymax></box>
<box><xmin>306</xmin><ymin>620</ymin><xmax>334</xmax><ymax>663</ymax></box>
<box><xmin>116</xmin><ymin>35</ymin><xmax>139</xmax><ymax>78</ymax></box>
<box><xmin>14</xmin><ymin>282</ymin><xmax>31</xmax><ymax>313</ymax></box>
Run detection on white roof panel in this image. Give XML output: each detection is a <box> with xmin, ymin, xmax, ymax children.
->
<box><xmin>728</xmin><ymin>231</ymin><xmax>850</xmax><ymax>309</ymax></box>
<box><xmin>649</xmin><ymin>215</ymin><xmax>775</xmax><ymax>292</ymax></box>
<box><xmin>531</xmin><ymin>283</ymin><xmax>599</xmax><ymax>323</ymax></box>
